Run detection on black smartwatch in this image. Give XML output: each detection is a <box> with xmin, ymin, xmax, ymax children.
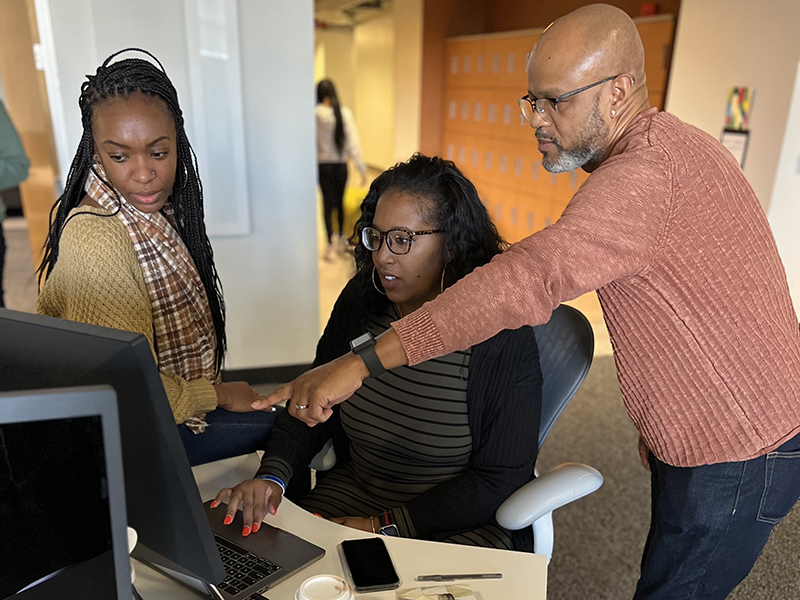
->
<box><xmin>350</xmin><ymin>332</ymin><xmax>386</xmax><ymax>378</ymax></box>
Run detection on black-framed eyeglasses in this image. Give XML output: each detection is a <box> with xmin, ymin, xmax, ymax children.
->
<box><xmin>360</xmin><ymin>225</ymin><xmax>443</xmax><ymax>255</ymax></box>
<box><xmin>519</xmin><ymin>75</ymin><xmax>631</xmax><ymax>123</ymax></box>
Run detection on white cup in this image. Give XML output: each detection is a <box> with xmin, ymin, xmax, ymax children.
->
<box><xmin>295</xmin><ymin>574</ymin><xmax>353</xmax><ymax>600</ymax></box>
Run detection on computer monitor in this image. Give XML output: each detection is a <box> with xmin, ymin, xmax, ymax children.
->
<box><xmin>0</xmin><ymin>308</ymin><xmax>226</xmax><ymax>585</ymax></box>
<box><xmin>0</xmin><ymin>386</ymin><xmax>130</xmax><ymax>599</ymax></box>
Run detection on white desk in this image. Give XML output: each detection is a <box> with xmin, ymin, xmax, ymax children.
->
<box><xmin>133</xmin><ymin>454</ymin><xmax>547</xmax><ymax>599</ymax></box>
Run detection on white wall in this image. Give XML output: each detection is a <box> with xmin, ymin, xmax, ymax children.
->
<box><xmin>392</xmin><ymin>0</ymin><xmax>423</xmax><ymax>163</ymax></box>
<box><xmin>768</xmin><ymin>61</ymin><xmax>800</xmax><ymax>309</ymax></box>
<box><xmin>353</xmin><ymin>9</ymin><xmax>396</xmax><ymax>169</ymax></box>
<box><xmin>315</xmin><ymin>29</ymin><xmax>355</xmax><ymax>111</ymax></box>
<box><xmin>665</xmin><ymin>0</ymin><xmax>800</xmax><ymax>210</ymax></box>
<box><xmin>39</xmin><ymin>0</ymin><xmax>319</xmax><ymax>369</ymax></box>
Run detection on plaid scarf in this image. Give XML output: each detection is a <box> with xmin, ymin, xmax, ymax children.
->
<box><xmin>85</xmin><ymin>164</ymin><xmax>218</xmax><ymax>433</ymax></box>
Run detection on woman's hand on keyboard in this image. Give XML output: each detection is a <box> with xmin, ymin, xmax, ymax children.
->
<box><xmin>212</xmin><ymin>479</ymin><xmax>283</xmax><ymax>536</ymax></box>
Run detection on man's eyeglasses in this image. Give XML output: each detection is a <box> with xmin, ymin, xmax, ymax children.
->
<box><xmin>519</xmin><ymin>75</ymin><xmax>630</xmax><ymax>123</ymax></box>
<box><xmin>360</xmin><ymin>226</ymin><xmax>442</xmax><ymax>255</ymax></box>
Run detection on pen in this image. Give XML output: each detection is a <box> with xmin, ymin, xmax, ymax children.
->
<box><xmin>415</xmin><ymin>573</ymin><xmax>503</xmax><ymax>582</ymax></box>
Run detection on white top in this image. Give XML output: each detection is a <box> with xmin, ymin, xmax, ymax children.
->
<box><xmin>316</xmin><ymin>104</ymin><xmax>367</xmax><ymax>174</ymax></box>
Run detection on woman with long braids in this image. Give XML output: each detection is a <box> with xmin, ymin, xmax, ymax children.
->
<box><xmin>215</xmin><ymin>154</ymin><xmax>543</xmax><ymax>550</ymax></box>
<box><xmin>37</xmin><ymin>49</ymin><xmax>277</xmax><ymax>466</ymax></box>
<box><xmin>316</xmin><ymin>79</ymin><xmax>367</xmax><ymax>260</ymax></box>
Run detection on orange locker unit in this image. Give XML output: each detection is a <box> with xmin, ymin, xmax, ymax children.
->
<box><xmin>442</xmin><ymin>15</ymin><xmax>675</xmax><ymax>244</ymax></box>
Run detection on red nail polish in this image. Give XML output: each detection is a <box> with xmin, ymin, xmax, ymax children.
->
<box><xmin>314</xmin><ymin>513</ymin><xmax>323</xmax><ymax>518</ymax></box>
<box><xmin>210</xmin><ymin>501</ymin><xmax>217</xmax><ymax>509</ymax></box>
<box><xmin>242</xmin><ymin>526</ymin><xmax>251</xmax><ymax>536</ymax></box>
<box><xmin>224</xmin><ymin>515</ymin><xmax>232</xmax><ymax>525</ymax></box>
<box><xmin>252</xmin><ymin>523</ymin><xmax>259</xmax><ymax>533</ymax></box>
<box><xmin>270</xmin><ymin>506</ymin><xmax>277</xmax><ymax>515</ymax></box>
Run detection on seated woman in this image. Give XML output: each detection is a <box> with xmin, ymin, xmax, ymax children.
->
<box><xmin>215</xmin><ymin>154</ymin><xmax>543</xmax><ymax>551</ymax></box>
<box><xmin>37</xmin><ymin>49</ymin><xmax>276</xmax><ymax>466</ymax></box>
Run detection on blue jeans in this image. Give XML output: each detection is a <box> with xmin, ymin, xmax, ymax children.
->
<box><xmin>177</xmin><ymin>407</ymin><xmax>280</xmax><ymax>467</ymax></box>
<box><xmin>634</xmin><ymin>430</ymin><xmax>800</xmax><ymax>599</ymax></box>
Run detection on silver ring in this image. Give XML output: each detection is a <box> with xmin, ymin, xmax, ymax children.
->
<box><xmin>294</xmin><ymin>404</ymin><xmax>309</xmax><ymax>410</ymax></box>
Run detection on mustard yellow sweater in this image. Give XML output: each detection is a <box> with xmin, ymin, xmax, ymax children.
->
<box><xmin>37</xmin><ymin>206</ymin><xmax>218</xmax><ymax>423</ymax></box>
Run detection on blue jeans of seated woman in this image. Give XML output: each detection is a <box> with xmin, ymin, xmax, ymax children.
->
<box><xmin>178</xmin><ymin>407</ymin><xmax>280</xmax><ymax>467</ymax></box>
<box><xmin>634</xmin><ymin>430</ymin><xmax>800</xmax><ymax>600</ymax></box>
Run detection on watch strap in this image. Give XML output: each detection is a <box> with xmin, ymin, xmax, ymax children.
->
<box><xmin>378</xmin><ymin>511</ymin><xmax>399</xmax><ymax>536</ymax></box>
<box><xmin>355</xmin><ymin>343</ymin><xmax>386</xmax><ymax>378</ymax></box>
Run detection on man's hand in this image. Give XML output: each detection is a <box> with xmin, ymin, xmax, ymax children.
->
<box><xmin>251</xmin><ymin>329</ymin><xmax>409</xmax><ymax>426</ymax></box>
<box><xmin>638</xmin><ymin>433</ymin><xmax>651</xmax><ymax>471</ymax></box>
<box><xmin>212</xmin><ymin>479</ymin><xmax>283</xmax><ymax>536</ymax></box>
<box><xmin>330</xmin><ymin>516</ymin><xmax>374</xmax><ymax>533</ymax></box>
<box><xmin>252</xmin><ymin>352</ymin><xmax>368</xmax><ymax>426</ymax></box>
<box><xmin>214</xmin><ymin>381</ymin><xmax>274</xmax><ymax>413</ymax></box>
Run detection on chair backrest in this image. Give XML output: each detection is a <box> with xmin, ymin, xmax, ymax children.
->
<box><xmin>532</xmin><ymin>304</ymin><xmax>594</xmax><ymax>450</ymax></box>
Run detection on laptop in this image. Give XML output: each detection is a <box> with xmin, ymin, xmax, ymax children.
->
<box><xmin>0</xmin><ymin>308</ymin><xmax>324</xmax><ymax>599</ymax></box>
<box><xmin>0</xmin><ymin>386</ymin><xmax>130</xmax><ymax>600</ymax></box>
<box><xmin>157</xmin><ymin>501</ymin><xmax>325</xmax><ymax>599</ymax></box>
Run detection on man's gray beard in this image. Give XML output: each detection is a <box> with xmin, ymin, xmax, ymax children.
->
<box><xmin>541</xmin><ymin>97</ymin><xmax>607</xmax><ymax>174</ymax></box>
<box><xmin>543</xmin><ymin>145</ymin><xmax>603</xmax><ymax>173</ymax></box>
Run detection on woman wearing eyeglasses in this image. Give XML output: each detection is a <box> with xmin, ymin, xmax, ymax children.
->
<box><xmin>214</xmin><ymin>154</ymin><xmax>543</xmax><ymax>550</ymax></box>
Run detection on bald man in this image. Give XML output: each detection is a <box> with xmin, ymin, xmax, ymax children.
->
<box><xmin>260</xmin><ymin>5</ymin><xmax>800</xmax><ymax>598</ymax></box>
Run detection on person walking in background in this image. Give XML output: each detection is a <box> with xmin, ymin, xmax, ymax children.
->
<box><xmin>0</xmin><ymin>100</ymin><xmax>30</xmax><ymax>308</ymax></box>
<box><xmin>316</xmin><ymin>79</ymin><xmax>367</xmax><ymax>261</ymax></box>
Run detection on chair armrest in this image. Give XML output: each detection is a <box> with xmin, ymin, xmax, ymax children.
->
<box><xmin>309</xmin><ymin>439</ymin><xmax>337</xmax><ymax>472</ymax></box>
<box><xmin>495</xmin><ymin>463</ymin><xmax>603</xmax><ymax>530</ymax></box>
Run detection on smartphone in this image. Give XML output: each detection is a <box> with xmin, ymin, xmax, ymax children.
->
<box><xmin>339</xmin><ymin>537</ymin><xmax>401</xmax><ymax>593</ymax></box>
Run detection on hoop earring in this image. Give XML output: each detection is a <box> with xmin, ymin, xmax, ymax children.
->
<box><xmin>372</xmin><ymin>266</ymin><xmax>386</xmax><ymax>296</ymax></box>
<box><xmin>181</xmin><ymin>160</ymin><xmax>189</xmax><ymax>189</ymax></box>
<box><xmin>440</xmin><ymin>261</ymin><xmax>450</xmax><ymax>294</ymax></box>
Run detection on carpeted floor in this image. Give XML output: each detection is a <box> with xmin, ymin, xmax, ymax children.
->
<box><xmin>538</xmin><ymin>355</ymin><xmax>800</xmax><ymax>600</ymax></box>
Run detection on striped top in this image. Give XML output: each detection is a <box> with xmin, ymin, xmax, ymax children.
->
<box><xmin>341</xmin><ymin>309</ymin><xmax>472</xmax><ymax>498</ymax></box>
<box><xmin>257</xmin><ymin>286</ymin><xmax>542</xmax><ymax>549</ymax></box>
<box><xmin>297</xmin><ymin>308</ymin><xmax>515</xmax><ymax>548</ymax></box>
<box><xmin>393</xmin><ymin>109</ymin><xmax>800</xmax><ymax>468</ymax></box>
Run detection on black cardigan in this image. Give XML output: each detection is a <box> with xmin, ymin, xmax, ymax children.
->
<box><xmin>257</xmin><ymin>277</ymin><xmax>543</xmax><ymax>551</ymax></box>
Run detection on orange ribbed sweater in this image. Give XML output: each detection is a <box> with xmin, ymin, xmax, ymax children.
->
<box><xmin>393</xmin><ymin>109</ymin><xmax>800</xmax><ymax>467</ymax></box>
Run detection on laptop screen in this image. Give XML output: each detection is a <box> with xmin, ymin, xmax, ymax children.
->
<box><xmin>0</xmin><ymin>387</ymin><xmax>129</xmax><ymax>600</ymax></box>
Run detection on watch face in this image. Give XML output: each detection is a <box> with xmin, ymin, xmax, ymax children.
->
<box><xmin>351</xmin><ymin>332</ymin><xmax>373</xmax><ymax>351</ymax></box>
<box><xmin>380</xmin><ymin>524</ymin><xmax>399</xmax><ymax>537</ymax></box>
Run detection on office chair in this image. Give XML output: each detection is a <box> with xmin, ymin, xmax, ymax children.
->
<box><xmin>495</xmin><ymin>304</ymin><xmax>602</xmax><ymax>562</ymax></box>
<box><xmin>310</xmin><ymin>304</ymin><xmax>602</xmax><ymax>562</ymax></box>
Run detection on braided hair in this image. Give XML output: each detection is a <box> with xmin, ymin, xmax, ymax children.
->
<box><xmin>317</xmin><ymin>79</ymin><xmax>345</xmax><ymax>154</ymax></box>
<box><xmin>38</xmin><ymin>48</ymin><xmax>227</xmax><ymax>372</ymax></box>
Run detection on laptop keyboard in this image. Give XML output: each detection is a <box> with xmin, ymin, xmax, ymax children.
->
<box><xmin>215</xmin><ymin>534</ymin><xmax>283</xmax><ymax>596</ymax></box>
